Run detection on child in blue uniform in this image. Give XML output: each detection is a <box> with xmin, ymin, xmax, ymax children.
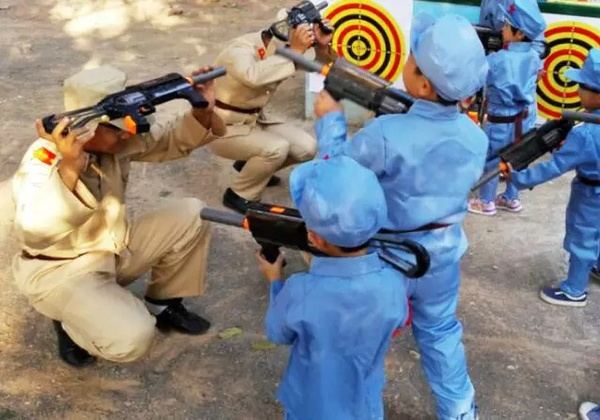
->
<box><xmin>469</xmin><ymin>0</ymin><xmax>546</xmax><ymax>216</ymax></box>
<box><xmin>508</xmin><ymin>49</ymin><xmax>600</xmax><ymax>307</ymax></box>
<box><xmin>479</xmin><ymin>0</ymin><xmax>548</xmax><ymax>131</ymax></box>
<box><xmin>312</xmin><ymin>13</ymin><xmax>489</xmax><ymax>420</ymax></box>
<box><xmin>256</xmin><ymin>156</ymin><xmax>409</xmax><ymax>420</ymax></box>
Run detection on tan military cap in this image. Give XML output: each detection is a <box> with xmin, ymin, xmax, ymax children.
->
<box><xmin>276</xmin><ymin>8</ymin><xmax>288</xmax><ymax>21</ymax></box>
<box><xmin>63</xmin><ymin>65</ymin><xmax>129</xmax><ymax>130</ymax></box>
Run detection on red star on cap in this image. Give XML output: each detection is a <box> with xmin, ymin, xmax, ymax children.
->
<box><xmin>509</xmin><ymin>3</ymin><xmax>516</xmax><ymax>14</ymax></box>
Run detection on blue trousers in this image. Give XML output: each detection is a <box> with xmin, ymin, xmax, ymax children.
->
<box><xmin>480</xmin><ymin>121</ymin><xmax>520</xmax><ymax>203</ymax></box>
<box><xmin>406</xmin><ymin>263</ymin><xmax>477</xmax><ymax>420</ymax></box>
<box><xmin>560</xmin><ymin>181</ymin><xmax>600</xmax><ymax>297</ymax></box>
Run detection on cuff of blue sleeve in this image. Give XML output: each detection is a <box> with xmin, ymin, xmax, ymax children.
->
<box><xmin>318</xmin><ymin>110</ymin><xmax>345</xmax><ymax>125</ymax></box>
<box><xmin>510</xmin><ymin>172</ymin><xmax>527</xmax><ymax>190</ymax></box>
<box><xmin>270</xmin><ymin>280</ymin><xmax>284</xmax><ymax>299</ymax></box>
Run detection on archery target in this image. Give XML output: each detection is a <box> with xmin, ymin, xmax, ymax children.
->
<box><xmin>538</xmin><ymin>21</ymin><xmax>600</xmax><ymax>120</ymax></box>
<box><xmin>324</xmin><ymin>0</ymin><xmax>406</xmax><ymax>82</ymax></box>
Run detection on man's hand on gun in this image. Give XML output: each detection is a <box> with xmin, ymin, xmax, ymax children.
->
<box><xmin>289</xmin><ymin>24</ymin><xmax>315</xmax><ymax>55</ymax></box>
<box><xmin>35</xmin><ymin>117</ymin><xmax>90</xmax><ymax>191</ymax></box>
<box><xmin>190</xmin><ymin>66</ymin><xmax>217</xmax><ymax>112</ymax></box>
<box><xmin>191</xmin><ymin>66</ymin><xmax>219</xmax><ymax>130</ymax></box>
<box><xmin>314</xmin><ymin>18</ymin><xmax>334</xmax><ymax>47</ymax></box>
<box><xmin>314</xmin><ymin>90</ymin><xmax>343</xmax><ymax>118</ymax></box>
<box><xmin>256</xmin><ymin>250</ymin><xmax>286</xmax><ymax>282</ymax></box>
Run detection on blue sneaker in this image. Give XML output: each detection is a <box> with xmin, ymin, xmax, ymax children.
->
<box><xmin>579</xmin><ymin>402</ymin><xmax>600</xmax><ymax>420</ymax></box>
<box><xmin>540</xmin><ymin>287</ymin><xmax>587</xmax><ymax>307</ymax></box>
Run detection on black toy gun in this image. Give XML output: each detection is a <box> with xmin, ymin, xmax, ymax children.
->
<box><xmin>41</xmin><ymin>67</ymin><xmax>227</xmax><ymax>135</ymax></box>
<box><xmin>562</xmin><ymin>110</ymin><xmax>600</xmax><ymax>124</ymax></box>
<box><xmin>270</xmin><ymin>1</ymin><xmax>334</xmax><ymax>43</ymax></box>
<box><xmin>473</xmin><ymin>24</ymin><xmax>550</xmax><ymax>58</ymax></box>
<box><xmin>200</xmin><ymin>203</ymin><xmax>431</xmax><ymax>278</ymax></box>
<box><xmin>473</xmin><ymin>25</ymin><xmax>504</xmax><ymax>54</ymax></box>
<box><xmin>275</xmin><ymin>46</ymin><xmax>414</xmax><ymax>116</ymax></box>
<box><xmin>472</xmin><ymin>115</ymin><xmax>584</xmax><ymax>190</ymax></box>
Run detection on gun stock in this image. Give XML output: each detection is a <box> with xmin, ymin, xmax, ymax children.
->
<box><xmin>473</xmin><ymin>25</ymin><xmax>503</xmax><ymax>54</ymax></box>
<box><xmin>562</xmin><ymin>110</ymin><xmax>600</xmax><ymax>124</ymax></box>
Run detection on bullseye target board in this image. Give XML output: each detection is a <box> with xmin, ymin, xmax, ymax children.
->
<box><xmin>308</xmin><ymin>0</ymin><xmax>413</xmax><ymax>92</ymax></box>
<box><xmin>537</xmin><ymin>14</ymin><xmax>600</xmax><ymax>121</ymax></box>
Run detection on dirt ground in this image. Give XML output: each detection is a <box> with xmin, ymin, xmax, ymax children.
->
<box><xmin>0</xmin><ymin>1</ymin><xmax>599</xmax><ymax>419</ymax></box>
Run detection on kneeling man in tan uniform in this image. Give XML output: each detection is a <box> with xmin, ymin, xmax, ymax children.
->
<box><xmin>11</xmin><ymin>65</ymin><xmax>225</xmax><ymax>367</ymax></box>
<box><xmin>209</xmin><ymin>11</ymin><xmax>337</xmax><ymax>213</ymax></box>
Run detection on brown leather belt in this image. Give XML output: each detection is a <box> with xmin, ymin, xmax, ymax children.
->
<box><xmin>21</xmin><ymin>250</ymin><xmax>71</xmax><ymax>261</ymax></box>
<box><xmin>577</xmin><ymin>175</ymin><xmax>600</xmax><ymax>186</ymax></box>
<box><xmin>380</xmin><ymin>223</ymin><xmax>452</xmax><ymax>235</ymax></box>
<box><xmin>215</xmin><ymin>100</ymin><xmax>262</xmax><ymax>115</ymax></box>
<box><xmin>487</xmin><ymin>109</ymin><xmax>529</xmax><ymax>143</ymax></box>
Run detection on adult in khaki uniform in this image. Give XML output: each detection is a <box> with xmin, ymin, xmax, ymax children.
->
<box><xmin>11</xmin><ymin>65</ymin><xmax>225</xmax><ymax>367</ymax></box>
<box><xmin>209</xmin><ymin>13</ymin><xmax>337</xmax><ymax>213</ymax></box>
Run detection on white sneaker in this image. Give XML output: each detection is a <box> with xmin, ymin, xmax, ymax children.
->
<box><xmin>579</xmin><ymin>401</ymin><xmax>600</xmax><ymax>420</ymax></box>
<box><xmin>495</xmin><ymin>195</ymin><xmax>523</xmax><ymax>213</ymax></box>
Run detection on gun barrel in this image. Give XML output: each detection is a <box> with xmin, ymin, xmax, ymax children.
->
<box><xmin>200</xmin><ymin>208</ymin><xmax>245</xmax><ymax>228</ymax></box>
<box><xmin>472</xmin><ymin>167</ymin><xmax>501</xmax><ymax>191</ymax></box>
<box><xmin>562</xmin><ymin>111</ymin><xmax>600</xmax><ymax>124</ymax></box>
<box><xmin>275</xmin><ymin>46</ymin><xmax>326</xmax><ymax>74</ymax></box>
<box><xmin>190</xmin><ymin>66</ymin><xmax>227</xmax><ymax>85</ymax></box>
<box><xmin>314</xmin><ymin>1</ymin><xmax>328</xmax><ymax>10</ymax></box>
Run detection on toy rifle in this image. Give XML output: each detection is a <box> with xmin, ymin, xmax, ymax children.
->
<box><xmin>200</xmin><ymin>203</ymin><xmax>431</xmax><ymax>278</ymax></box>
<box><xmin>472</xmin><ymin>111</ymin><xmax>599</xmax><ymax>190</ymax></box>
<box><xmin>473</xmin><ymin>24</ymin><xmax>503</xmax><ymax>54</ymax></box>
<box><xmin>269</xmin><ymin>1</ymin><xmax>334</xmax><ymax>43</ymax></box>
<box><xmin>275</xmin><ymin>46</ymin><xmax>414</xmax><ymax>116</ymax></box>
<box><xmin>41</xmin><ymin>67</ymin><xmax>227</xmax><ymax>135</ymax></box>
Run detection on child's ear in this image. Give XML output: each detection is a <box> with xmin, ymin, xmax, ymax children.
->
<box><xmin>420</xmin><ymin>76</ymin><xmax>436</xmax><ymax>99</ymax></box>
<box><xmin>307</xmin><ymin>230</ymin><xmax>327</xmax><ymax>251</ymax></box>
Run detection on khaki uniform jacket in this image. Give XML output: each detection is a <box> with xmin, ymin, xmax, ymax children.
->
<box><xmin>12</xmin><ymin>111</ymin><xmax>225</xmax><ymax>259</ymax></box>
<box><xmin>213</xmin><ymin>32</ymin><xmax>337</xmax><ymax>137</ymax></box>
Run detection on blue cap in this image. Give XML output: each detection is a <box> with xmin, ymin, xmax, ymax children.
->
<box><xmin>411</xmin><ymin>13</ymin><xmax>489</xmax><ymax>101</ymax></box>
<box><xmin>565</xmin><ymin>48</ymin><xmax>600</xmax><ymax>92</ymax></box>
<box><xmin>289</xmin><ymin>156</ymin><xmax>387</xmax><ymax>248</ymax></box>
<box><xmin>500</xmin><ymin>0</ymin><xmax>546</xmax><ymax>40</ymax></box>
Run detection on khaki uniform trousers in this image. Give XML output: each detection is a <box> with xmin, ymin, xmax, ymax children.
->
<box><xmin>208</xmin><ymin>123</ymin><xmax>317</xmax><ymax>200</ymax></box>
<box><xmin>12</xmin><ymin>198</ymin><xmax>211</xmax><ymax>363</ymax></box>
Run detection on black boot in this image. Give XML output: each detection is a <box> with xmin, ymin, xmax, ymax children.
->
<box><xmin>233</xmin><ymin>161</ymin><xmax>281</xmax><ymax>187</ymax></box>
<box><xmin>147</xmin><ymin>297</ymin><xmax>211</xmax><ymax>335</ymax></box>
<box><xmin>52</xmin><ymin>320</ymin><xmax>96</xmax><ymax>367</ymax></box>
<box><xmin>222</xmin><ymin>187</ymin><xmax>253</xmax><ymax>214</ymax></box>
